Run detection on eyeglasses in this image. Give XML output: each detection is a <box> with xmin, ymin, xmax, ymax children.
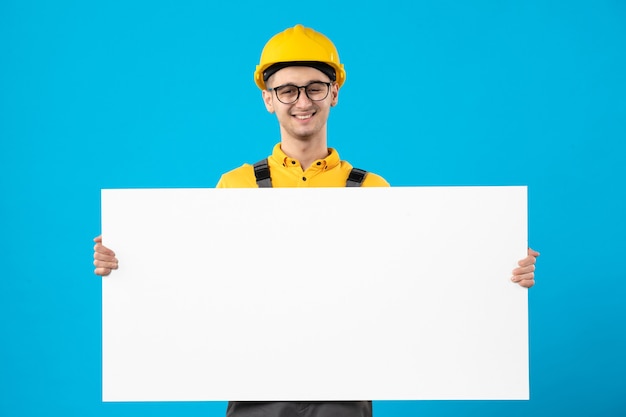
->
<box><xmin>268</xmin><ymin>82</ymin><xmax>331</xmax><ymax>104</ymax></box>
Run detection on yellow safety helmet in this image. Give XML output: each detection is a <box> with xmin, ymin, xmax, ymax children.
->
<box><xmin>254</xmin><ymin>24</ymin><xmax>346</xmax><ymax>90</ymax></box>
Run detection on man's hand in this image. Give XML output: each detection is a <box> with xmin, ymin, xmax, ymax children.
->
<box><xmin>93</xmin><ymin>235</ymin><xmax>118</xmax><ymax>276</ymax></box>
<box><xmin>511</xmin><ymin>247</ymin><xmax>540</xmax><ymax>288</ymax></box>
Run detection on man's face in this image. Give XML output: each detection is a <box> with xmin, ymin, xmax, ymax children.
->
<box><xmin>262</xmin><ymin>66</ymin><xmax>339</xmax><ymax>142</ymax></box>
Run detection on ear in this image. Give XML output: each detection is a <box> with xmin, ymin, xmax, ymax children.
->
<box><xmin>330</xmin><ymin>83</ymin><xmax>339</xmax><ymax>107</ymax></box>
<box><xmin>262</xmin><ymin>89</ymin><xmax>275</xmax><ymax>113</ymax></box>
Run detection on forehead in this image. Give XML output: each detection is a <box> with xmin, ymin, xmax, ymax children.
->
<box><xmin>268</xmin><ymin>66</ymin><xmax>331</xmax><ymax>87</ymax></box>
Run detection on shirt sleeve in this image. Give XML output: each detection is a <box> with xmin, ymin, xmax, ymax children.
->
<box><xmin>362</xmin><ymin>172</ymin><xmax>391</xmax><ymax>187</ymax></box>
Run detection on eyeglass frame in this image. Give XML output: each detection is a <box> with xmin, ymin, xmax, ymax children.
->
<box><xmin>267</xmin><ymin>81</ymin><xmax>333</xmax><ymax>104</ymax></box>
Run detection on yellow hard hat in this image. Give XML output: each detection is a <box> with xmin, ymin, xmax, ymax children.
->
<box><xmin>254</xmin><ymin>24</ymin><xmax>346</xmax><ymax>90</ymax></box>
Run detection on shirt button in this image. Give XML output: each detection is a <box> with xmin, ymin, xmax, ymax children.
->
<box><xmin>302</xmin><ymin>177</ymin><xmax>307</xmax><ymax>181</ymax></box>
<box><xmin>316</xmin><ymin>162</ymin><xmax>321</xmax><ymax>166</ymax></box>
<box><xmin>291</xmin><ymin>160</ymin><xmax>296</xmax><ymax>165</ymax></box>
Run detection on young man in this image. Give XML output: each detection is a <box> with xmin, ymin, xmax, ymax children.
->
<box><xmin>214</xmin><ymin>24</ymin><xmax>389</xmax><ymax>189</ymax></box>
<box><xmin>94</xmin><ymin>24</ymin><xmax>539</xmax><ymax>417</ymax></box>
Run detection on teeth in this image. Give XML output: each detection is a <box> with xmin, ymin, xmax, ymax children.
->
<box><xmin>295</xmin><ymin>114</ymin><xmax>312</xmax><ymax>120</ymax></box>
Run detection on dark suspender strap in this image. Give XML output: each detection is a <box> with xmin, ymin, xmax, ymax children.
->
<box><xmin>253</xmin><ymin>159</ymin><xmax>273</xmax><ymax>188</ymax></box>
<box><xmin>346</xmin><ymin>168</ymin><xmax>368</xmax><ymax>187</ymax></box>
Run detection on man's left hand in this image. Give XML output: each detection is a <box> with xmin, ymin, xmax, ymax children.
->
<box><xmin>511</xmin><ymin>248</ymin><xmax>540</xmax><ymax>288</ymax></box>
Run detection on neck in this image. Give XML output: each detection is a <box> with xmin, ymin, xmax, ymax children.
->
<box><xmin>280</xmin><ymin>134</ymin><xmax>329</xmax><ymax>170</ymax></box>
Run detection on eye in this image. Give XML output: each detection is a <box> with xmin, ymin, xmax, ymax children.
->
<box><xmin>277</xmin><ymin>86</ymin><xmax>297</xmax><ymax>96</ymax></box>
<box><xmin>307</xmin><ymin>83</ymin><xmax>325</xmax><ymax>93</ymax></box>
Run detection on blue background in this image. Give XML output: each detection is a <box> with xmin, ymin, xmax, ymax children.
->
<box><xmin>1</xmin><ymin>0</ymin><xmax>625</xmax><ymax>416</ymax></box>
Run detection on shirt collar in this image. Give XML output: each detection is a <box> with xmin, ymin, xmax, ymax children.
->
<box><xmin>270</xmin><ymin>143</ymin><xmax>341</xmax><ymax>171</ymax></box>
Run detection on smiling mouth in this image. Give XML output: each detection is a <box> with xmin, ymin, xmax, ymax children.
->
<box><xmin>294</xmin><ymin>113</ymin><xmax>314</xmax><ymax>120</ymax></box>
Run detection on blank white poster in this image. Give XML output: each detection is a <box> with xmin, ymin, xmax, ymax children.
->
<box><xmin>101</xmin><ymin>186</ymin><xmax>528</xmax><ymax>401</ymax></box>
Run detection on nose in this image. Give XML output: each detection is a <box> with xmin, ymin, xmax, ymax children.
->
<box><xmin>294</xmin><ymin>86</ymin><xmax>313</xmax><ymax>106</ymax></box>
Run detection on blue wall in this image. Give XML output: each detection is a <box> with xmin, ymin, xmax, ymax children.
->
<box><xmin>1</xmin><ymin>1</ymin><xmax>625</xmax><ymax>416</ymax></box>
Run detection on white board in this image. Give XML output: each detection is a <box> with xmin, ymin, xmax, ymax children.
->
<box><xmin>101</xmin><ymin>187</ymin><xmax>528</xmax><ymax>401</ymax></box>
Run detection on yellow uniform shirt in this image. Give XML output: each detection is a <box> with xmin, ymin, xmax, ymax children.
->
<box><xmin>217</xmin><ymin>144</ymin><xmax>389</xmax><ymax>188</ymax></box>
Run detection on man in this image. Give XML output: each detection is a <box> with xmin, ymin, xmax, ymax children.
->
<box><xmin>94</xmin><ymin>24</ymin><xmax>539</xmax><ymax>417</ymax></box>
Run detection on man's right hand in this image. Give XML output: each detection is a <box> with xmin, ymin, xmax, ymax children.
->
<box><xmin>93</xmin><ymin>235</ymin><xmax>118</xmax><ymax>276</ymax></box>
